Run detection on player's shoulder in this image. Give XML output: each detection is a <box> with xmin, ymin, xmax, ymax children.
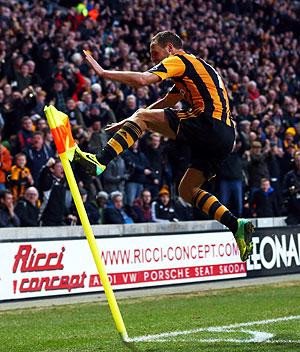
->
<box><xmin>162</xmin><ymin>54</ymin><xmax>184</xmax><ymax>64</ymax></box>
<box><xmin>174</xmin><ymin>51</ymin><xmax>196</xmax><ymax>59</ymax></box>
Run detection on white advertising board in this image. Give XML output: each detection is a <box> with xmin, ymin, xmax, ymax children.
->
<box><xmin>0</xmin><ymin>232</ymin><xmax>246</xmax><ymax>301</ymax></box>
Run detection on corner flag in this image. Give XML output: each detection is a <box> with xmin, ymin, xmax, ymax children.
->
<box><xmin>44</xmin><ymin>105</ymin><xmax>128</xmax><ymax>341</ymax></box>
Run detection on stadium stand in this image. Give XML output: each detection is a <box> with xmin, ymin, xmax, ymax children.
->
<box><xmin>0</xmin><ymin>0</ymin><xmax>299</xmax><ymax>225</ymax></box>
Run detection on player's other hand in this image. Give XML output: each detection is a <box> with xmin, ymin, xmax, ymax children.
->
<box><xmin>105</xmin><ymin>121</ymin><xmax>125</xmax><ymax>133</ymax></box>
<box><xmin>83</xmin><ymin>50</ymin><xmax>104</xmax><ymax>76</ymax></box>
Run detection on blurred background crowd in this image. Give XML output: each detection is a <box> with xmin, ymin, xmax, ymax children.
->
<box><xmin>0</xmin><ymin>0</ymin><xmax>299</xmax><ymax>227</ymax></box>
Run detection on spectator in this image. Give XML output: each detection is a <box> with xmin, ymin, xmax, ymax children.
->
<box><xmin>103</xmin><ymin>191</ymin><xmax>134</xmax><ymax>224</ymax></box>
<box><xmin>101</xmin><ymin>155</ymin><xmax>127</xmax><ymax>195</ymax></box>
<box><xmin>85</xmin><ymin>103</ymin><xmax>116</xmax><ymax>129</ymax></box>
<box><xmin>49</xmin><ymin>79</ymin><xmax>68</xmax><ymax>113</ymax></box>
<box><xmin>15</xmin><ymin>186</ymin><xmax>39</xmax><ymax>227</ymax></box>
<box><xmin>9</xmin><ymin>153</ymin><xmax>34</xmax><ymax>201</ymax></box>
<box><xmin>265</xmin><ymin>124</ymin><xmax>282</xmax><ymax>149</ymax></box>
<box><xmin>0</xmin><ymin>190</ymin><xmax>20</xmax><ymax>227</ymax></box>
<box><xmin>103</xmin><ymin>81</ymin><xmax>124</xmax><ymax>114</ymax></box>
<box><xmin>118</xmin><ymin>94</ymin><xmax>138</xmax><ymax>120</ymax></box>
<box><xmin>283</xmin><ymin>151</ymin><xmax>300</xmax><ymax>225</ymax></box>
<box><xmin>15</xmin><ymin>116</ymin><xmax>34</xmax><ymax>153</ymax></box>
<box><xmin>77</xmin><ymin>92</ymin><xmax>93</xmax><ymax>117</ymax></box>
<box><xmin>15</xmin><ymin>63</ymin><xmax>32</xmax><ymax>92</ymax></box>
<box><xmin>38</xmin><ymin>158</ymin><xmax>76</xmax><ymax>226</ymax></box>
<box><xmin>247</xmin><ymin>81</ymin><xmax>260</xmax><ymax>101</ymax></box>
<box><xmin>0</xmin><ymin>134</ymin><xmax>12</xmax><ymax>190</ymax></box>
<box><xmin>32</xmin><ymin>90</ymin><xmax>46</xmax><ymax>116</ymax></box>
<box><xmin>36</xmin><ymin>118</ymin><xmax>48</xmax><ymax>132</ymax></box>
<box><xmin>132</xmin><ymin>188</ymin><xmax>153</xmax><ymax>223</ymax></box>
<box><xmin>95</xmin><ymin>191</ymin><xmax>109</xmax><ymax>224</ymax></box>
<box><xmin>251</xmin><ymin>178</ymin><xmax>280</xmax><ymax>218</ymax></box>
<box><xmin>280</xmin><ymin>142</ymin><xmax>298</xmax><ymax>177</ymax></box>
<box><xmin>282</xmin><ymin>127</ymin><xmax>297</xmax><ymax>152</ymax></box>
<box><xmin>71</xmin><ymin>187</ymin><xmax>99</xmax><ymax>225</ymax></box>
<box><xmin>35</xmin><ymin>44</ymin><xmax>55</xmax><ymax>88</ymax></box>
<box><xmin>266</xmin><ymin>141</ymin><xmax>284</xmax><ymax>197</ymax></box>
<box><xmin>219</xmin><ymin>138</ymin><xmax>245</xmax><ymax>217</ymax></box>
<box><xmin>87</xmin><ymin>120</ymin><xmax>108</xmax><ymax>154</ymax></box>
<box><xmin>66</xmin><ymin>98</ymin><xmax>85</xmax><ymax>127</ymax></box>
<box><xmin>174</xmin><ymin>196</ymin><xmax>194</xmax><ymax>221</ymax></box>
<box><xmin>237</xmin><ymin>104</ymin><xmax>252</xmax><ymax>123</ymax></box>
<box><xmin>135</xmin><ymin>87</ymin><xmax>150</xmax><ymax>108</ymax></box>
<box><xmin>24</xmin><ymin>131</ymin><xmax>54</xmax><ymax>186</ymax></box>
<box><xmin>151</xmin><ymin>186</ymin><xmax>179</xmax><ymax>223</ymax></box>
<box><xmin>123</xmin><ymin>140</ymin><xmax>152</xmax><ymax>206</ymax></box>
<box><xmin>238</xmin><ymin>120</ymin><xmax>251</xmax><ymax>150</ymax></box>
<box><xmin>0</xmin><ymin>0</ymin><xmax>298</xmax><ymax>220</ymax></box>
<box><xmin>42</xmin><ymin>127</ymin><xmax>56</xmax><ymax>155</ymax></box>
<box><xmin>245</xmin><ymin>141</ymin><xmax>270</xmax><ymax>194</ymax></box>
<box><xmin>141</xmin><ymin>132</ymin><xmax>163</xmax><ymax>197</ymax></box>
<box><xmin>26</xmin><ymin>60</ymin><xmax>41</xmax><ymax>87</ymax></box>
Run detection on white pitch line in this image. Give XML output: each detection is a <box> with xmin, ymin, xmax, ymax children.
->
<box><xmin>126</xmin><ymin>315</ymin><xmax>300</xmax><ymax>343</ymax></box>
<box><xmin>269</xmin><ymin>340</ymin><xmax>300</xmax><ymax>343</ymax></box>
<box><xmin>155</xmin><ymin>330</ymin><xmax>274</xmax><ymax>344</ymax></box>
<box><xmin>176</xmin><ymin>339</ymin><xmax>300</xmax><ymax>344</ymax></box>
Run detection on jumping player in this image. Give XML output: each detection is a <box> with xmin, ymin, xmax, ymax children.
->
<box><xmin>75</xmin><ymin>31</ymin><xmax>254</xmax><ymax>261</ymax></box>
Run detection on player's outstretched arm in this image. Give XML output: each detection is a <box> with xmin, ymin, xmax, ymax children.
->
<box><xmin>83</xmin><ymin>50</ymin><xmax>160</xmax><ymax>88</ymax></box>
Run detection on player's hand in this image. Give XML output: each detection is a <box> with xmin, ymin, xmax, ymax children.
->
<box><xmin>105</xmin><ymin>121</ymin><xmax>125</xmax><ymax>133</ymax></box>
<box><xmin>83</xmin><ymin>50</ymin><xmax>104</xmax><ymax>76</ymax></box>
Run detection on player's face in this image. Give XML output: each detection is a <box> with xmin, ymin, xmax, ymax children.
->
<box><xmin>150</xmin><ymin>43</ymin><xmax>169</xmax><ymax>64</ymax></box>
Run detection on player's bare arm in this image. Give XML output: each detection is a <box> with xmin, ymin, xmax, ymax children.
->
<box><xmin>105</xmin><ymin>92</ymin><xmax>182</xmax><ymax>133</ymax></box>
<box><xmin>83</xmin><ymin>50</ymin><xmax>160</xmax><ymax>87</ymax></box>
<box><xmin>147</xmin><ymin>92</ymin><xmax>182</xmax><ymax>109</ymax></box>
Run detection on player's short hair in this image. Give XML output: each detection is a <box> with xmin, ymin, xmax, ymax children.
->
<box><xmin>151</xmin><ymin>31</ymin><xmax>183</xmax><ymax>49</ymax></box>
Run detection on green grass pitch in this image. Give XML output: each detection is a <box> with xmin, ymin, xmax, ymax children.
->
<box><xmin>0</xmin><ymin>281</ymin><xmax>299</xmax><ymax>352</ymax></box>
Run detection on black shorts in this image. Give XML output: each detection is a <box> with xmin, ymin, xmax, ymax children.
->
<box><xmin>165</xmin><ymin>108</ymin><xmax>235</xmax><ymax>179</ymax></box>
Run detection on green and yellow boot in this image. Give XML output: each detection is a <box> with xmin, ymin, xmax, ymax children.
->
<box><xmin>234</xmin><ymin>219</ymin><xmax>254</xmax><ymax>262</ymax></box>
<box><xmin>74</xmin><ymin>147</ymin><xmax>106</xmax><ymax>176</ymax></box>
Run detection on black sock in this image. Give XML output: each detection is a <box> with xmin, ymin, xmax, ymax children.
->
<box><xmin>192</xmin><ymin>188</ymin><xmax>238</xmax><ymax>234</ymax></box>
<box><xmin>96</xmin><ymin>121</ymin><xmax>142</xmax><ymax>165</ymax></box>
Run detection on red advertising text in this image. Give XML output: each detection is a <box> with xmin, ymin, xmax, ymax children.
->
<box><xmin>13</xmin><ymin>244</ymin><xmax>65</xmax><ymax>273</ymax></box>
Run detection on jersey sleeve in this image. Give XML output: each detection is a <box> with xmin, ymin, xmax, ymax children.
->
<box><xmin>148</xmin><ymin>56</ymin><xmax>185</xmax><ymax>81</ymax></box>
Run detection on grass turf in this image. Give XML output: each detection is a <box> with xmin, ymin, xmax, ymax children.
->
<box><xmin>0</xmin><ymin>281</ymin><xmax>299</xmax><ymax>352</ymax></box>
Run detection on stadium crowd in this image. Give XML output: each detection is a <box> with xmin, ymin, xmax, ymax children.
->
<box><xmin>0</xmin><ymin>0</ymin><xmax>299</xmax><ymax>227</ymax></box>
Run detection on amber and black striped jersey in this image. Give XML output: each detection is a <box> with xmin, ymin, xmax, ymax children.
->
<box><xmin>148</xmin><ymin>51</ymin><xmax>232</xmax><ymax>127</ymax></box>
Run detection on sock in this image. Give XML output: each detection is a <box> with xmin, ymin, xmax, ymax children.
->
<box><xmin>97</xmin><ymin>121</ymin><xmax>142</xmax><ymax>165</ymax></box>
<box><xmin>192</xmin><ymin>188</ymin><xmax>238</xmax><ymax>234</ymax></box>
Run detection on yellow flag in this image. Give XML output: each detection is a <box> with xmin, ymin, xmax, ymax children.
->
<box><xmin>44</xmin><ymin>105</ymin><xmax>76</xmax><ymax>160</ymax></box>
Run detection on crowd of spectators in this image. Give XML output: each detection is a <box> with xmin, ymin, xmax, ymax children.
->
<box><xmin>0</xmin><ymin>0</ymin><xmax>299</xmax><ymax>227</ymax></box>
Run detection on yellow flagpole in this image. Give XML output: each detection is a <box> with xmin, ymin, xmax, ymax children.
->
<box><xmin>44</xmin><ymin>105</ymin><xmax>128</xmax><ymax>341</ymax></box>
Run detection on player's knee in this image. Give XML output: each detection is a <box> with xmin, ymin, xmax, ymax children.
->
<box><xmin>134</xmin><ymin>108</ymin><xmax>147</xmax><ymax>120</ymax></box>
<box><xmin>131</xmin><ymin>109</ymin><xmax>148</xmax><ymax>129</ymax></box>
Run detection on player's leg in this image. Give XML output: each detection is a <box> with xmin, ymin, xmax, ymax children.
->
<box><xmin>177</xmin><ymin>115</ymin><xmax>254</xmax><ymax>261</ymax></box>
<box><xmin>74</xmin><ymin>108</ymin><xmax>175</xmax><ymax>176</ymax></box>
<box><xmin>178</xmin><ymin>168</ymin><xmax>236</xmax><ymax>231</ymax></box>
<box><xmin>178</xmin><ymin>168</ymin><xmax>254</xmax><ymax>262</ymax></box>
